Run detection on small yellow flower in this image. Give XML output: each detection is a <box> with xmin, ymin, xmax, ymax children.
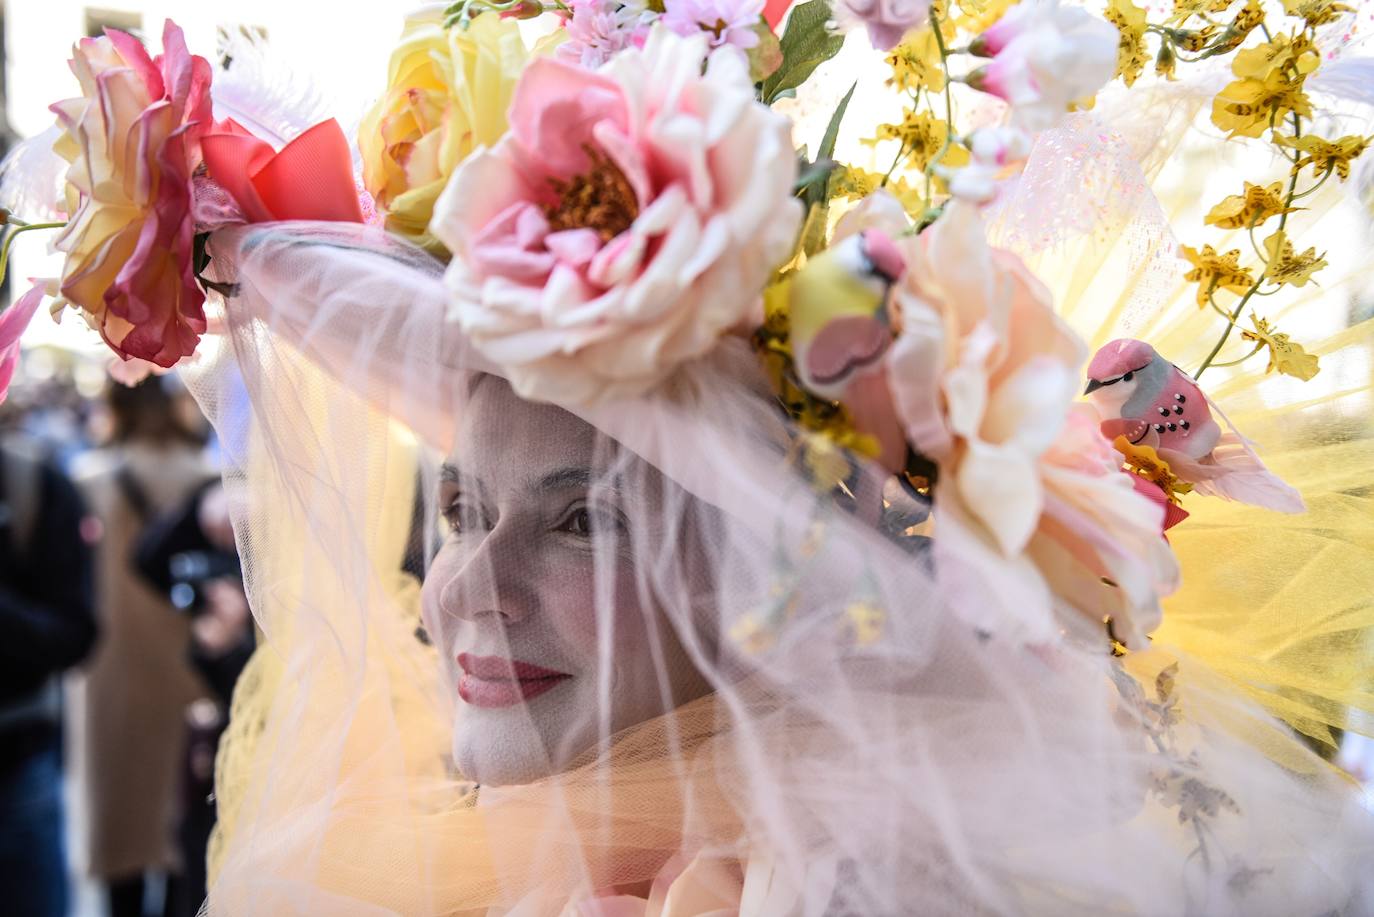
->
<box><xmin>829</xmin><ymin>166</ymin><xmax>924</xmax><ymax>215</ymax></box>
<box><xmin>1278</xmin><ymin>134</ymin><xmax>1372</xmax><ymax>181</ymax></box>
<box><xmin>1281</xmin><ymin>0</ymin><xmax>1354</xmax><ymax>28</ymax></box>
<box><xmin>953</xmin><ymin>0</ymin><xmax>1017</xmax><ymax>34</ymax></box>
<box><xmin>1155</xmin><ymin>42</ymin><xmax>1177</xmax><ymax>81</ymax></box>
<box><xmin>1231</xmin><ymin>32</ymin><xmax>1319</xmax><ymax>82</ymax></box>
<box><xmin>1180</xmin><ymin>244</ymin><xmax>1255</xmax><ymax>305</ymax></box>
<box><xmin>802</xmin><ymin>433</ymin><xmax>855</xmax><ymax>491</ymax></box>
<box><xmin>1113</xmin><ymin>436</ymin><xmax>1193</xmax><ymax>504</ymax></box>
<box><xmin>885</xmin><ymin>30</ymin><xmax>945</xmax><ymax>94</ymax></box>
<box><xmin>1210</xmin><ymin>70</ymin><xmax>1312</xmax><ymax>139</ymax></box>
<box><xmin>1241</xmin><ymin>315</ymin><xmax>1321</xmax><ymax>380</ymax></box>
<box><xmin>1261</xmin><ymin>230</ymin><xmax>1326</xmax><ymax>286</ymax></box>
<box><xmin>1105</xmin><ymin>0</ymin><xmax>1150</xmax><ymax>87</ymax></box>
<box><xmin>1168</xmin><ymin>0</ymin><xmax>1232</xmax><ymax>25</ymax></box>
<box><xmin>1203</xmin><ymin>181</ymin><xmax>1296</xmax><ymax>229</ymax></box>
<box><xmin>1208</xmin><ymin>0</ymin><xmax>1266</xmax><ymax>55</ymax></box>
<box><xmin>729</xmin><ymin>612</ymin><xmax>777</xmax><ymax>654</ymax></box>
<box><xmin>1169</xmin><ymin>25</ymin><xmax>1218</xmax><ymax>52</ymax></box>
<box><xmin>829</xmin><ymin>165</ymin><xmax>880</xmax><ymax>201</ymax></box>
<box><xmin>846</xmin><ymin>600</ymin><xmax>885</xmax><ymax>646</ymax></box>
<box><xmin>869</xmin><ymin>110</ymin><xmax>968</xmax><ymax>173</ymax></box>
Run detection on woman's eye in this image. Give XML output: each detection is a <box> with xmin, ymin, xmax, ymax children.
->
<box><xmin>560</xmin><ymin>504</ymin><xmax>626</xmax><ymax>538</ymax></box>
<box><xmin>442</xmin><ymin>500</ymin><xmax>488</xmax><ymax>534</ymax></box>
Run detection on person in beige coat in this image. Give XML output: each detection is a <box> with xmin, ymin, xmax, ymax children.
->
<box><xmin>69</xmin><ymin>376</ymin><xmax>215</xmax><ymax>917</ymax></box>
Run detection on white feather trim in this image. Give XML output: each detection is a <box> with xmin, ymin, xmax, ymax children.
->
<box><xmin>210</xmin><ymin>27</ymin><xmax>341</xmax><ymax>150</ymax></box>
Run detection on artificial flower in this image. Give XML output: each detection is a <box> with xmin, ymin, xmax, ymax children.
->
<box><xmin>359</xmin><ymin>10</ymin><xmax>526</xmax><ymax>256</ymax></box>
<box><xmin>884</xmin><ymin>29</ymin><xmax>945</xmax><ymax>92</ymax></box>
<box><xmin>1241</xmin><ymin>315</ymin><xmax>1320</xmax><ymax>381</ymax></box>
<box><xmin>559</xmin><ymin>0</ymin><xmax>654</xmax><ymax>69</ymax></box>
<box><xmin>952</xmin><ymin>0</ymin><xmax>1018</xmax><ymax>35</ymax></box>
<box><xmin>1261</xmin><ymin>230</ymin><xmax>1326</xmax><ymax>287</ymax></box>
<box><xmin>431</xmin><ymin>28</ymin><xmax>801</xmax><ymax>404</ymax></box>
<box><xmin>0</xmin><ymin>283</ymin><xmax>46</xmax><ymax>404</ymax></box>
<box><xmin>1203</xmin><ymin>181</ymin><xmax>1296</xmax><ymax>229</ymax></box>
<box><xmin>662</xmin><ymin>0</ymin><xmax>767</xmax><ymax>51</ymax></box>
<box><xmin>203</xmin><ymin>119</ymin><xmax>363</xmax><ymax>223</ymax></box>
<box><xmin>967</xmin><ymin>0</ymin><xmax>1118</xmax><ymax>132</ymax></box>
<box><xmin>884</xmin><ymin>201</ymin><xmax>1177</xmax><ymax>647</ymax></box>
<box><xmin>1231</xmin><ymin>32</ymin><xmax>1319</xmax><ymax>82</ymax></box>
<box><xmin>1154</xmin><ymin>41</ymin><xmax>1177</xmax><ymax>81</ymax></box>
<box><xmin>868</xmin><ymin>109</ymin><xmax>968</xmax><ymax>173</ymax></box>
<box><xmin>1279</xmin><ymin>134</ymin><xmax>1371</xmax><ymax>181</ymax></box>
<box><xmin>48</xmin><ymin>20</ymin><xmax>211</xmax><ymax>367</ymax></box>
<box><xmin>1281</xmin><ymin>0</ymin><xmax>1353</xmax><ymax>28</ymax></box>
<box><xmin>945</xmin><ymin>126</ymin><xmax>1032</xmax><ymax>203</ymax></box>
<box><xmin>1167</xmin><ymin>0</ymin><xmax>1233</xmax><ymax>26</ymax></box>
<box><xmin>1104</xmin><ymin>0</ymin><xmax>1149</xmax><ymax>87</ymax></box>
<box><xmin>1207</xmin><ymin>0</ymin><xmax>1265</xmax><ymax>55</ymax></box>
<box><xmin>838</xmin><ymin>0</ymin><xmax>933</xmax><ymax>51</ymax></box>
<box><xmin>828</xmin><ymin>166</ymin><xmax>924</xmax><ymax>216</ymax></box>
<box><xmin>1211</xmin><ymin>69</ymin><xmax>1313</xmax><ymax>139</ymax></box>
<box><xmin>1180</xmin><ymin>243</ymin><xmax>1254</xmax><ymax>305</ymax></box>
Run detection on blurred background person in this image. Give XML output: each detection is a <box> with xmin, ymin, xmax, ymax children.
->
<box><xmin>68</xmin><ymin>376</ymin><xmax>214</xmax><ymax>917</ymax></box>
<box><xmin>134</xmin><ymin>476</ymin><xmax>252</xmax><ymax>917</ymax></box>
<box><xmin>0</xmin><ymin>426</ymin><xmax>97</xmax><ymax>917</ymax></box>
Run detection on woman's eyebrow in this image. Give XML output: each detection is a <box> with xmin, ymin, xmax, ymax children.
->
<box><xmin>534</xmin><ymin>467</ymin><xmax>594</xmax><ymax>492</ymax></box>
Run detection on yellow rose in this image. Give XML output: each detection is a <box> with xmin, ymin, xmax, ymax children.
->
<box><xmin>359</xmin><ymin>11</ymin><xmax>526</xmax><ymax>257</ymax></box>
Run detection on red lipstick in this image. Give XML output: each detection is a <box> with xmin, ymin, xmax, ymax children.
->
<box><xmin>456</xmin><ymin>653</ymin><xmax>571</xmax><ymax>708</ymax></box>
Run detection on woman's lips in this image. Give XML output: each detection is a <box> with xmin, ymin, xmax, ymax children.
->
<box><xmin>456</xmin><ymin>653</ymin><xmax>571</xmax><ymax>709</ymax></box>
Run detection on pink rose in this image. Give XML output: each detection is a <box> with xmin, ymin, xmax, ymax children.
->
<box><xmin>886</xmin><ymin>202</ymin><xmax>1178</xmax><ymax>647</ymax></box>
<box><xmin>48</xmin><ymin>20</ymin><xmax>212</xmax><ymax>368</ymax></box>
<box><xmin>838</xmin><ymin>0</ymin><xmax>933</xmax><ymax>51</ymax></box>
<box><xmin>432</xmin><ymin>28</ymin><xmax>801</xmax><ymax>404</ymax></box>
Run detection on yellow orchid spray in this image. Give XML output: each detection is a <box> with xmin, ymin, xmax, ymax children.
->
<box><xmin>1102</xmin><ymin>0</ymin><xmax>1363</xmax><ymax>382</ymax></box>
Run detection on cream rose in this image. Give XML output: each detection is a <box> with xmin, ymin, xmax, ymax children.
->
<box><xmin>886</xmin><ymin>201</ymin><xmax>1178</xmax><ymax>647</ymax></box>
<box><xmin>359</xmin><ymin>10</ymin><xmax>527</xmax><ymax>256</ymax></box>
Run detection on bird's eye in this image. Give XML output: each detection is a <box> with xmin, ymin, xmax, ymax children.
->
<box><xmin>1122</xmin><ymin>371</ymin><xmax>1134</xmax><ymax>382</ymax></box>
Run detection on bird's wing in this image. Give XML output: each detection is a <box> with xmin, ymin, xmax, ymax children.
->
<box><xmin>1163</xmin><ymin>393</ymin><xmax>1305</xmax><ymax>513</ymax></box>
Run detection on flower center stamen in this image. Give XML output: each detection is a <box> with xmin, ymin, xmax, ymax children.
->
<box><xmin>545</xmin><ymin>145</ymin><xmax>639</xmax><ymax>242</ymax></box>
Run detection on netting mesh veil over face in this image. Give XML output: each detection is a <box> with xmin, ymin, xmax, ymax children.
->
<box><xmin>177</xmin><ymin>211</ymin><xmax>1374</xmax><ymax>916</ymax></box>
<box><xmin>6</xmin><ymin>3</ymin><xmax>1374</xmax><ymax>913</ymax></box>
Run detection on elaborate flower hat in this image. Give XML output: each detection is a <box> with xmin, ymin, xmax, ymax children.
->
<box><xmin>3</xmin><ymin>1</ymin><xmax>1374</xmax><ymax>913</ymax></box>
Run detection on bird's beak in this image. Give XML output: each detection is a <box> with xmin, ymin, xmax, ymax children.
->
<box><xmin>1083</xmin><ymin>379</ymin><xmax>1104</xmax><ymax>395</ymax></box>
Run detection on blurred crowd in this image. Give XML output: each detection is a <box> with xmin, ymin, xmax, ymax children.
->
<box><xmin>0</xmin><ymin>354</ymin><xmax>251</xmax><ymax>917</ymax></box>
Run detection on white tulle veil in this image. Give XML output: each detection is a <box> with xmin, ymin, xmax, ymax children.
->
<box><xmin>139</xmin><ymin>14</ymin><xmax>1374</xmax><ymax>917</ymax></box>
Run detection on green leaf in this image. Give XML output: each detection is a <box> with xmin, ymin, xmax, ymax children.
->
<box><xmin>816</xmin><ymin>81</ymin><xmax>855</xmax><ymax>163</ymax></box>
<box><xmin>761</xmin><ymin>0</ymin><xmax>846</xmax><ymax>105</ymax></box>
<box><xmin>803</xmin><ymin>81</ymin><xmax>855</xmax><ymax>209</ymax></box>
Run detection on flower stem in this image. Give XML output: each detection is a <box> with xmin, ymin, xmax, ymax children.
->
<box><xmin>1195</xmin><ymin>113</ymin><xmax>1304</xmax><ymax>379</ymax></box>
<box><xmin>1288</xmin><ymin>165</ymin><xmax>1331</xmax><ymax>201</ymax></box>
<box><xmin>924</xmin><ymin>9</ymin><xmax>957</xmax><ymax>203</ymax></box>
<box><xmin>1208</xmin><ymin>341</ymin><xmax>1264</xmax><ymax>368</ymax></box>
<box><xmin>0</xmin><ymin>221</ymin><xmax>66</xmax><ymax>290</ymax></box>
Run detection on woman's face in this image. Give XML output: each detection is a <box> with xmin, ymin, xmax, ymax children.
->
<box><xmin>421</xmin><ymin>380</ymin><xmax>712</xmax><ymax>786</ymax></box>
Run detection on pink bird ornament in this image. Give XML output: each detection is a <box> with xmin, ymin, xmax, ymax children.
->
<box><xmin>1084</xmin><ymin>339</ymin><xmax>1304</xmax><ymax>514</ymax></box>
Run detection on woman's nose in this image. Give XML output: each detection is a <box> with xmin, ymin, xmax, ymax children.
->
<box><xmin>435</xmin><ymin>521</ymin><xmax>538</xmax><ymax>625</ymax></box>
